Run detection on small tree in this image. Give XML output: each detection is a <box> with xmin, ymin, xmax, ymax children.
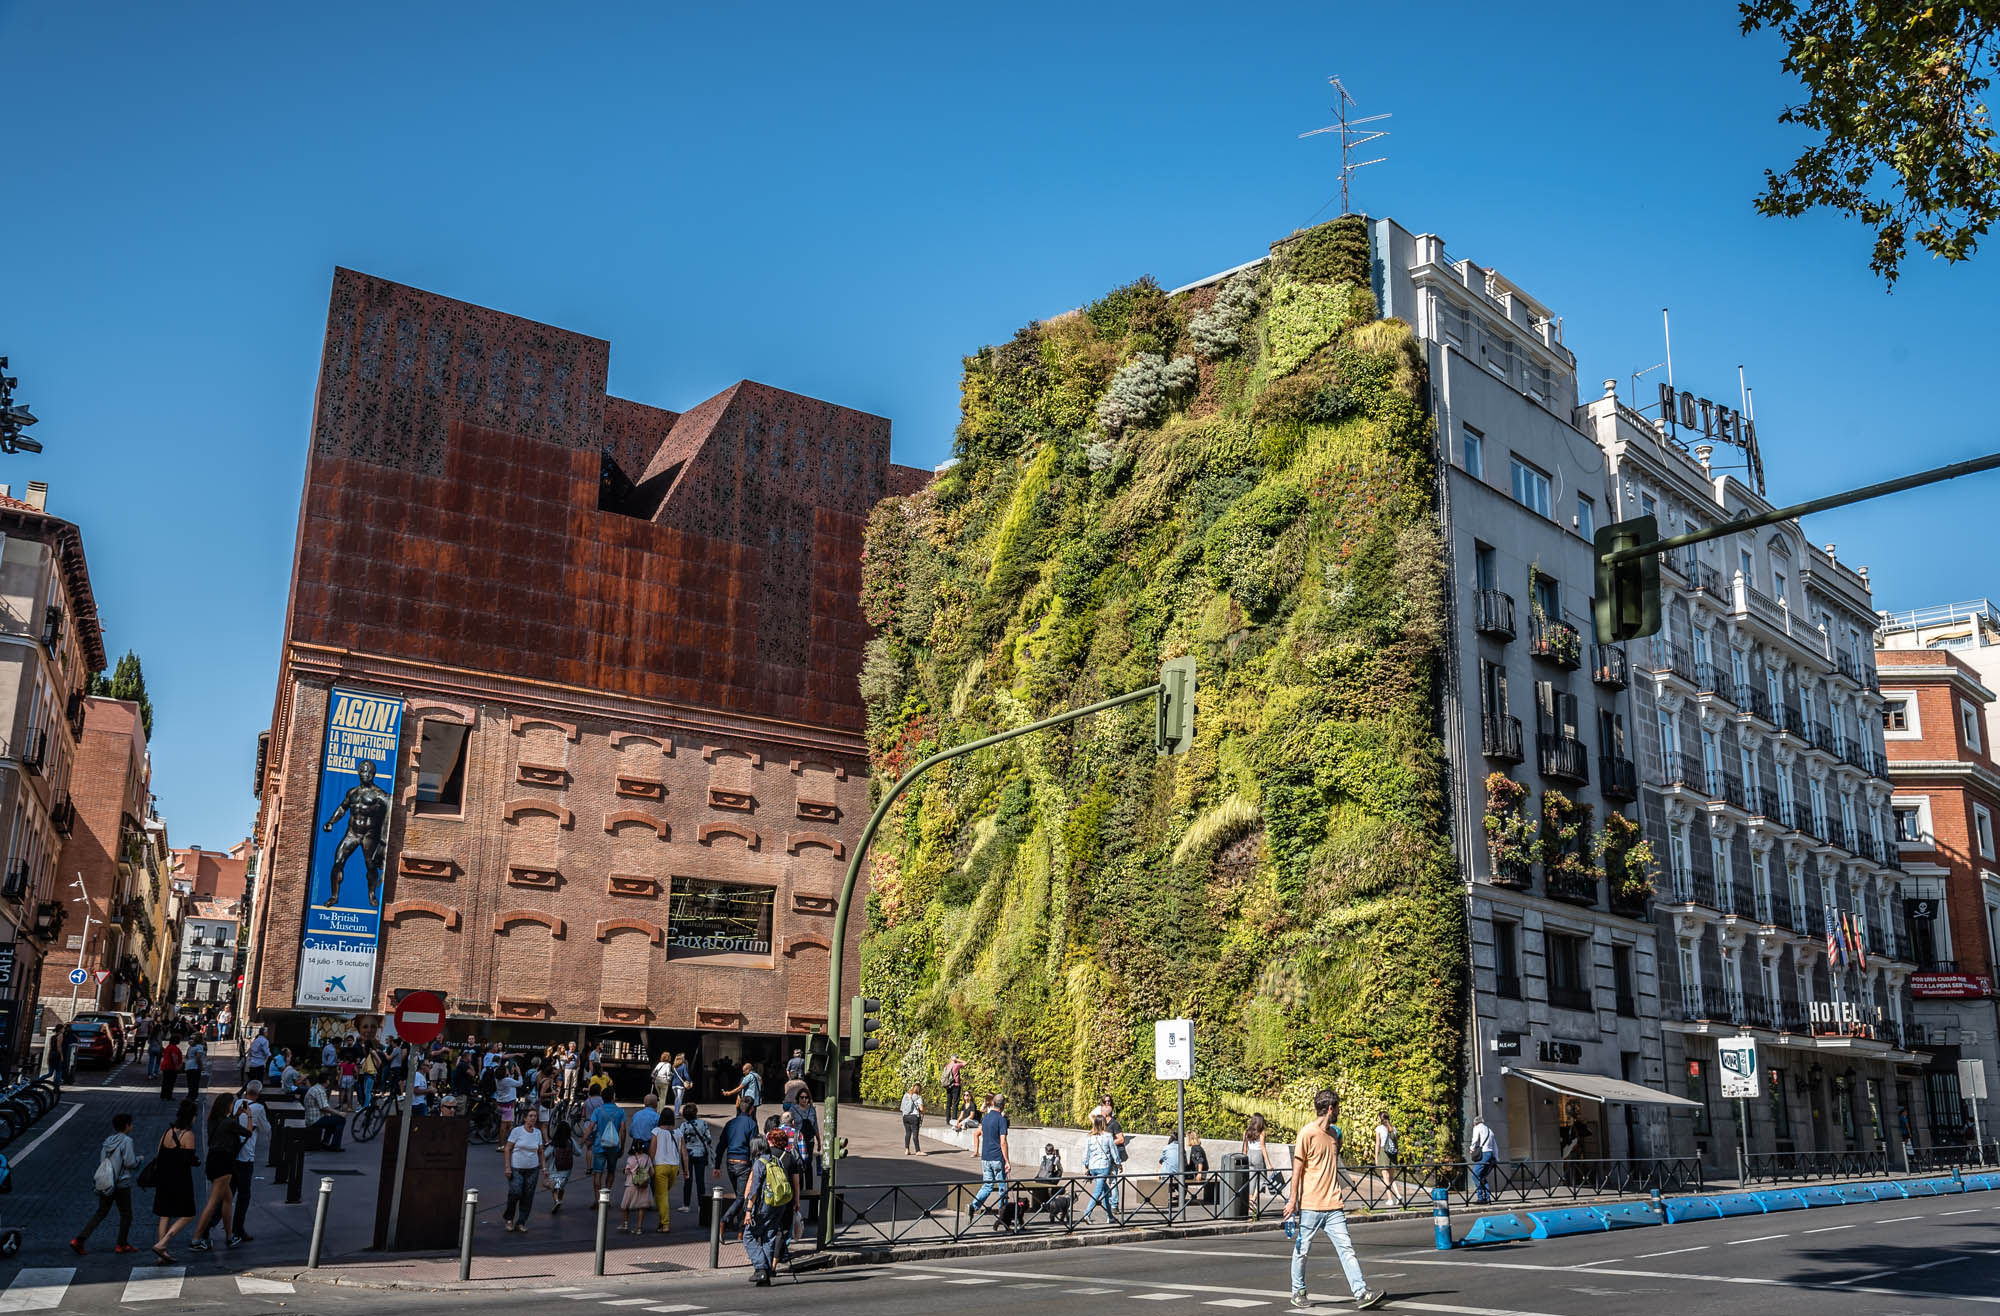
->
<box><xmin>89</xmin><ymin>650</ymin><xmax>155</xmax><ymax>739</ymax></box>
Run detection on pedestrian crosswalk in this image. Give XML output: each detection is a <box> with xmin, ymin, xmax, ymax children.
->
<box><xmin>537</xmin><ymin>1279</ymin><xmax>1290</xmax><ymax>1310</ymax></box>
<box><xmin>0</xmin><ymin>1267</ymin><xmax>296</xmax><ymax>1310</ymax></box>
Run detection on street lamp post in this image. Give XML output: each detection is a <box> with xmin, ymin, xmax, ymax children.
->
<box><xmin>65</xmin><ymin>871</ymin><xmax>97</xmax><ymax>1021</ymax></box>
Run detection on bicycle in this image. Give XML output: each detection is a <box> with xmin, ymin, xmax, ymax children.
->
<box><xmin>466</xmin><ymin>1094</ymin><xmax>500</xmax><ymax>1144</ymax></box>
<box><xmin>351</xmin><ymin>1089</ymin><xmax>403</xmax><ymax>1143</ymax></box>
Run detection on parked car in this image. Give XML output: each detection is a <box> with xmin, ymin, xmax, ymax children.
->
<box><xmin>64</xmin><ymin>1021</ymin><xmax>114</xmax><ymax>1069</ymax></box>
<box><xmin>75</xmin><ymin>1012</ymin><xmax>128</xmax><ymax>1058</ymax></box>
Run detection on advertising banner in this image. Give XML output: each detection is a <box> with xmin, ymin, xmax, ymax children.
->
<box><xmin>1718</xmin><ymin>1035</ymin><xmax>1760</xmax><ymax>1099</ymax></box>
<box><xmin>1912</xmin><ymin>972</ymin><xmax>1994</xmax><ymax>999</ymax></box>
<box><xmin>1154</xmin><ymin>1018</ymin><xmax>1194</xmax><ymax>1080</ymax></box>
<box><xmin>294</xmin><ymin>687</ymin><xmax>403</xmax><ymax>1011</ymax></box>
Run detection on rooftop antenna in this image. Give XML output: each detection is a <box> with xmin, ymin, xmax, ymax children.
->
<box><xmin>1630</xmin><ymin>361</ymin><xmax>1666</xmax><ymax>411</ymax></box>
<box><xmin>1298</xmin><ymin>76</ymin><xmax>1389</xmax><ymax>218</ymax></box>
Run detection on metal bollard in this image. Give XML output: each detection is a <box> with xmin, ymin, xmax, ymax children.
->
<box><xmin>1431</xmin><ymin>1186</ymin><xmax>1452</xmax><ymax>1250</ymax></box>
<box><xmin>708</xmin><ymin>1186</ymin><xmax>725</xmax><ymax>1269</ymax></box>
<box><xmin>594</xmin><ymin>1188</ymin><xmax>611</xmax><ymax>1277</ymax></box>
<box><xmin>459</xmin><ymin>1189</ymin><xmax>478</xmax><ymax>1282</ymax></box>
<box><xmin>1651</xmin><ymin>1186</ymin><xmax>1667</xmax><ymax>1223</ymax></box>
<box><xmin>307</xmin><ymin>1177</ymin><xmax>335</xmax><ymax>1268</ymax></box>
<box><xmin>285</xmin><ymin>1129</ymin><xmax>307</xmax><ymax>1204</ymax></box>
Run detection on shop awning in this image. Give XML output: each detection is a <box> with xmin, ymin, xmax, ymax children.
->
<box><xmin>1503</xmin><ymin>1066</ymin><xmax>1704</xmax><ymax>1109</ymax></box>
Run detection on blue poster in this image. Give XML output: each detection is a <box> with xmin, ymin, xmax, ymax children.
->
<box><xmin>294</xmin><ymin>686</ymin><xmax>404</xmax><ymax>1011</ymax></box>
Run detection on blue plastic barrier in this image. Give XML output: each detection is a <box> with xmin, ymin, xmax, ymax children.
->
<box><xmin>1836</xmin><ymin>1184</ymin><xmax>1882</xmax><ymax>1203</ymax></box>
<box><xmin>1591</xmin><ymin>1201</ymin><xmax>1662</xmax><ymax>1231</ymax></box>
<box><xmin>1798</xmin><ymin>1185</ymin><xmax>1845</xmax><ymax>1208</ymax></box>
<box><xmin>1664</xmin><ymin>1195</ymin><xmax>1720</xmax><ymax>1224</ymax></box>
<box><xmin>1902</xmin><ymin>1180</ymin><xmax>1938</xmax><ymax>1197</ymax></box>
<box><xmin>1876</xmin><ymin>1181</ymin><xmax>1913</xmax><ymax>1198</ymax></box>
<box><xmin>1709</xmin><ymin>1192</ymin><xmax>1769</xmax><ymax>1217</ymax></box>
<box><xmin>1967</xmin><ymin>1173</ymin><xmax>2000</xmax><ymax>1192</ymax></box>
<box><xmin>1462</xmin><ymin>1213</ymin><xmax>1537</xmax><ymax>1245</ymax></box>
<box><xmin>1529</xmin><ymin>1208</ymin><xmax>1612</xmax><ymax>1238</ymax></box>
<box><xmin>1752</xmin><ymin>1190</ymin><xmax>1808</xmax><ymax>1212</ymax></box>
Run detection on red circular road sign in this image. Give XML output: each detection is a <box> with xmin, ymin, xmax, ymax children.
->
<box><xmin>392</xmin><ymin>991</ymin><xmax>447</xmax><ymax>1046</ymax></box>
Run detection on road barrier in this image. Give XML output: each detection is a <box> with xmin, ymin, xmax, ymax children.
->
<box><xmin>458</xmin><ymin>1189</ymin><xmax>477</xmax><ymax>1282</ymax></box>
<box><xmin>308</xmin><ymin>1178</ymin><xmax>334</xmax><ymax>1269</ymax></box>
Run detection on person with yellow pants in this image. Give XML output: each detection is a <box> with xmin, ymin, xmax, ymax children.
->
<box><xmin>648</xmin><ymin>1110</ymin><xmax>686</xmax><ymax>1231</ymax></box>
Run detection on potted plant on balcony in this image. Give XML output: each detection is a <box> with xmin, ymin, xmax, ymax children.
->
<box><xmin>1483</xmin><ymin>772</ymin><xmax>1538</xmax><ymax>888</ymax></box>
<box><xmin>1541</xmin><ymin>790</ymin><xmax>1602</xmax><ymax>905</ymax></box>
<box><xmin>1600</xmin><ymin>811</ymin><xmax>1658</xmax><ymax>917</ymax></box>
<box><xmin>1527</xmin><ymin>567</ymin><xmax>1581</xmax><ymax>667</ymax></box>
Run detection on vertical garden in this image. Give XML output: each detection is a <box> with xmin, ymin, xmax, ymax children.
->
<box><xmin>855</xmin><ymin>216</ymin><xmax>1467</xmax><ymax>1154</ymax></box>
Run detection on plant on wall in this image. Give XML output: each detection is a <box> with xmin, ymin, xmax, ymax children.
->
<box><xmin>1483</xmin><ymin>772</ymin><xmax>1537</xmax><ymax>888</ymax></box>
<box><xmin>856</xmin><ymin>215</ymin><xmax>1466</xmax><ymax>1158</ymax></box>
<box><xmin>1599</xmin><ymin>810</ymin><xmax>1658</xmax><ymax>914</ymax></box>
<box><xmin>1541</xmin><ymin>791</ymin><xmax>1602</xmax><ymax>905</ymax></box>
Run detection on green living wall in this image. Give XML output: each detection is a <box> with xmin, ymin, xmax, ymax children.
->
<box><xmin>856</xmin><ymin>216</ymin><xmax>1466</xmax><ymax>1155</ymax></box>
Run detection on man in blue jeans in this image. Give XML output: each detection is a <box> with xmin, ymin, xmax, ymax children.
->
<box><xmin>966</xmin><ymin>1095</ymin><xmax>1011</xmax><ymax>1220</ymax></box>
<box><xmin>1286</xmin><ymin>1088</ymin><xmax>1383</xmax><ymax>1310</ymax></box>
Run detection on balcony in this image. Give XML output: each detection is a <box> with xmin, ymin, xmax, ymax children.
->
<box><xmin>1662</xmin><ymin>750</ymin><xmax>1705</xmax><ymax>793</ymax></box>
<box><xmin>65</xmin><ymin>691</ymin><xmax>85</xmax><ymax>741</ymax></box>
<box><xmin>1599</xmin><ymin>754</ymin><xmax>1637</xmax><ymax>801</ymax></box>
<box><xmin>1663</xmin><ymin>868</ymin><xmax>1717</xmax><ymax>908</ymax></box>
<box><xmin>1537</xmin><ymin>732</ymin><xmax>1589</xmax><ymax>782</ymax></box>
<box><xmin>1474</xmin><ymin>589</ymin><xmax>1516</xmax><ymax>641</ymax></box>
<box><xmin>1835</xmin><ymin>649</ymin><xmax>1879</xmax><ymax>692</ymax></box>
<box><xmin>1481</xmin><ymin>713</ymin><xmax>1524</xmax><ymax>762</ymax></box>
<box><xmin>1922</xmin><ymin>959</ymin><xmax>1960</xmax><ymax>974</ymax></box>
<box><xmin>1547</xmin><ymin>867</ymin><xmax>1601</xmax><ymax>907</ymax></box>
<box><xmin>1529</xmin><ymin>615</ymin><xmax>1582</xmax><ymax>669</ymax></box>
<box><xmin>50</xmin><ymin>793</ymin><xmax>75</xmax><ymax>836</ymax></box>
<box><xmin>19</xmin><ymin>729</ymin><xmax>46</xmax><ymax>776</ymax></box>
<box><xmin>1694</xmin><ymin>661</ymin><xmax>1727</xmax><ymax>699</ymax></box>
<box><xmin>1689</xmin><ymin>561</ymin><xmax>1725</xmax><ymax>598</ymax></box>
<box><xmin>1707</xmin><ymin>768</ymin><xmax>1749</xmax><ymax>812</ymax></box>
<box><xmin>1591</xmin><ymin>644</ymin><xmax>1628</xmax><ymax>688</ymax></box>
<box><xmin>1652</xmin><ymin>642</ymin><xmax>1700</xmax><ymax>685</ymax></box>
<box><xmin>1857</xmin><ymin>748</ymin><xmax>1887</xmax><ymax>778</ymax></box>
<box><xmin>1824</xmin><ymin>818</ymin><xmax>1855</xmax><ymax>855</ymax></box>
<box><xmin>1</xmin><ymin>860</ymin><xmax>27</xmax><ymax>902</ymax></box>
<box><xmin>1732</xmin><ymin>682</ymin><xmax>1775</xmax><ymax>723</ymax></box>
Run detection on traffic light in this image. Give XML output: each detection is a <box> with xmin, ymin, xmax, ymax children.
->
<box><xmin>1593</xmin><ymin>516</ymin><xmax>1661</xmax><ymax>644</ymax></box>
<box><xmin>1156</xmin><ymin>656</ymin><xmax>1196</xmax><ymax>755</ymax></box>
<box><xmin>847</xmin><ymin>996</ymin><xmax>882</xmax><ymax>1060</ymax></box>
<box><xmin>806</xmin><ymin>1026</ymin><xmax>833</xmax><ymax>1079</ymax></box>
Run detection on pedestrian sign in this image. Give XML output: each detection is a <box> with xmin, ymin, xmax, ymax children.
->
<box><xmin>1718</xmin><ymin>1035</ymin><xmax>1760</xmax><ymax>1099</ymax></box>
<box><xmin>66</xmin><ymin>968</ymin><xmax>87</xmax><ymax>985</ymax></box>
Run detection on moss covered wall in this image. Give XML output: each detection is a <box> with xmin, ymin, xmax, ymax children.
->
<box><xmin>856</xmin><ymin>216</ymin><xmax>1467</xmax><ymax>1153</ymax></box>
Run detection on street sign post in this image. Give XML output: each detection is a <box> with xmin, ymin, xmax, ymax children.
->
<box><xmin>387</xmin><ymin>991</ymin><xmax>447</xmax><ymax>1247</ymax></box>
<box><xmin>1155</xmin><ymin>1019</ymin><xmax>1194</xmax><ymax>1158</ymax></box>
<box><xmin>1718</xmin><ymin>1035</ymin><xmax>1759</xmax><ymax>1182</ymax></box>
<box><xmin>66</xmin><ymin>968</ymin><xmax>86</xmax><ymax>986</ymax></box>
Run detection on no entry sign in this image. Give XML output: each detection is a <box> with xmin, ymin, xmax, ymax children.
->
<box><xmin>393</xmin><ymin>991</ymin><xmax>446</xmax><ymax>1046</ymax></box>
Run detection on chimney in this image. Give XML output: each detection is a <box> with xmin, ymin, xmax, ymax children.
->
<box><xmin>24</xmin><ymin>481</ymin><xmax>47</xmax><ymax>512</ymax></box>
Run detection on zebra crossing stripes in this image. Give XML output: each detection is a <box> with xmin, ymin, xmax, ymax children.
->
<box><xmin>0</xmin><ymin>1270</ymin><xmax>72</xmax><ymax>1314</ymax></box>
<box><xmin>119</xmin><ymin>1268</ymin><xmax>185</xmax><ymax>1303</ymax></box>
<box><xmin>0</xmin><ymin>1269</ymin><xmax>296</xmax><ymax>1309</ymax></box>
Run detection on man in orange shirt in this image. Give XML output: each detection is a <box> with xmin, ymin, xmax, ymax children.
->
<box><xmin>1285</xmin><ymin>1088</ymin><xmax>1383</xmax><ymax>1309</ymax></box>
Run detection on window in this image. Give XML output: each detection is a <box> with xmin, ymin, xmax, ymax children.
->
<box><xmin>1738</xmin><ymin>547</ymin><xmax>1754</xmax><ymax>590</ymax></box>
<box><xmin>1883</xmin><ymin>695</ymin><xmax>1916</xmax><ymax>737</ymax></box>
<box><xmin>413</xmin><ymin>719</ymin><xmax>471</xmax><ymax>815</ymax></box>
<box><xmin>1480</xmin><ymin>660</ymin><xmax>1511</xmax><ymax>720</ymax></box>
<box><xmin>1547</xmin><ymin>932</ymin><xmax>1593</xmax><ymax>1012</ymax></box>
<box><xmin>1893</xmin><ymin>800</ymin><xmax>1929</xmax><ymax>845</ymax></box>
<box><xmin>666</xmin><ymin>877</ymin><xmax>776</xmax><ymax>959</ymax></box>
<box><xmin>1613</xmin><ymin>943</ymin><xmax>1637</xmax><ymax>1017</ymax></box>
<box><xmin>1484</xmin><ymin>328</ymin><xmax>1515</xmax><ymax>379</ymax></box>
<box><xmin>1462</xmin><ymin>425</ymin><xmax>1485</xmax><ymax>479</ymax></box>
<box><xmin>1536</xmin><ymin>680</ymin><xmax>1579</xmax><ymax>739</ymax></box>
<box><xmin>1510</xmin><ymin>458</ymin><xmax>1552</xmax><ymax>519</ymax></box>
<box><xmin>1575</xmin><ymin>495</ymin><xmax>1595</xmax><ymax>540</ymax></box>
<box><xmin>1529</xmin><ymin>363</ymin><xmax>1555</xmax><ymax>404</ymax></box>
<box><xmin>1532</xmin><ymin>570</ymin><xmax>1560</xmax><ymax>621</ymax></box>
<box><xmin>1639</xmin><ymin>491</ymin><xmax>1657</xmax><ymax>519</ymax></box>
<box><xmin>1473</xmin><ymin>543</ymin><xmax>1498</xmax><ymax>592</ymax></box>
<box><xmin>1493</xmin><ymin>920</ymin><xmax>1521</xmax><ymax>999</ymax></box>
<box><xmin>1978</xmin><ymin>805</ymin><xmax>1996</xmax><ymax>861</ymax></box>
<box><xmin>1773</xmin><ymin>571</ymin><xmax>1788</xmax><ymax>604</ymax></box>
<box><xmin>1963</xmin><ymin>700</ymin><xmax>1984</xmax><ymax>755</ymax></box>
<box><xmin>1599</xmin><ymin>709</ymin><xmax>1626</xmax><ymax>757</ymax></box>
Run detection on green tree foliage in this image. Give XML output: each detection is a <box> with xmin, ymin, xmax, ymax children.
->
<box><xmin>856</xmin><ymin>219</ymin><xmax>1466</xmax><ymax>1154</ymax></box>
<box><xmin>1743</xmin><ymin>0</ymin><xmax>2000</xmax><ymax>284</ymax></box>
<box><xmin>88</xmin><ymin>649</ymin><xmax>154</xmax><ymax>739</ymax></box>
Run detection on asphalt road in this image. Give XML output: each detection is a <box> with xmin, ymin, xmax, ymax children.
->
<box><xmin>6</xmin><ymin>1175</ymin><xmax>2000</xmax><ymax>1313</ymax></box>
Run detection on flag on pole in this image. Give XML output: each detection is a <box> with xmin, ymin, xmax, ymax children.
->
<box><xmin>1848</xmin><ymin>911</ymin><xmax>1869</xmax><ymax>972</ymax></box>
<box><xmin>1825</xmin><ymin>907</ymin><xmax>1844</xmax><ymax>967</ymax></box>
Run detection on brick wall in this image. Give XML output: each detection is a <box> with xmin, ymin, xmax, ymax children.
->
<box><xmin>35</xmin><ymin>698</ymin><xmax>145</xmax><ymax>1018</ymax></box>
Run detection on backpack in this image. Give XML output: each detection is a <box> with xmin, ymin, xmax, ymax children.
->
<box><xmin>599</xmin><ymin>1113</ymin><xmax>624</xmax><ymax>1148</ymax></box>
<box><xmin>757</xmin><ymin>1155</ymin><xmax>794</xmax><ymax>1208</ymax></box>
<box><xmin>1382</xmin><ymin>1126</ymin><xmax>1398</xmax><ymax>1157</ymax></box>
<box><xmin>553</xmin><ymin>1141</ymin><xmax>575</xmax><ymax>1173</ymax></box>
<box><xmin>685</xmin><ymin>1121</ymin><xmax>713</xmax><ymax>1160</ymax></box>
<box><xmin>92</xmin><ymin>1141</ymin><xmax>120</xmax><ymax>1195</ymax></box>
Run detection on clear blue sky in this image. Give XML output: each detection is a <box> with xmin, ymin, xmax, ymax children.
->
<box><xmin>3</xmin><ymin>1</ymin><xmax>1997</xmax><ymax>849</ymax></box>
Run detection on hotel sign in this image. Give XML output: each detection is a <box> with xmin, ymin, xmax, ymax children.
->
<box><xmin>1912</xmin><ymin>973</ymin><xmax>1994</xmax><ymax>999</ymax></box>
<box><xmin>1658</xmin><ymin>382</ymin><xmax>1755</xmax><ymax>447</ymax></box>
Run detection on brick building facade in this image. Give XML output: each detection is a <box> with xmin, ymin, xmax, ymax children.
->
<box><xmin>247</xmin><ymin>269</ymin><xmax>923</xmax><ymax>1086</ymax></box>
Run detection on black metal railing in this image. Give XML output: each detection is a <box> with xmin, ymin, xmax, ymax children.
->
<box><xmin>1692</xmin><ymin>562</ymin><xmax>1724</xmax><ymax>596</ymax></box>
<box><xmin>20</xmin><ymin>729</ymin><xmax>46</xmax><ymax>775</ymax></box>
<box><xmin>1744</xmin><ymin>1150</ymin><xmax>1890</xmax><ymax>1183</ymax></box>
<box><xmin>1</xmin><ymin>860</ymin><xmax>28</xmax><ymax>902</ymax></box>
<box><xmin>1482</xmin><ymin>713</ymin><xmax>1524</xmax><ymax>762</ymax></box>
<box><xmin>1664</xmin><ymin>869</ymin><xmax>1717</xmax><ymax>907</ymax></box>
<box><xmin>1734</xmin><ymin>683</ymin><xmax>1775</xmax><ymax>723</ymax></box>
<box><xmin>1547</xmin><ymin>870</ymin><xmax>1600</xmax><ymax>908</ymax></box>
<box><xmin>1708</xmin><ymin>768</ymin><xmax>1748</xmax><ymax>810</ymax></box>
<box><xmin>824</xmin><ymin>1156</ymin><xmax>1708</xmax><ymax>1247</ymax></box>
<box><xmin>1600</xmin><ymin>755</ymin><xmax>1637</xmax><ymax>801</ymax></box>
<box><xmin>1663</xmin><ymin>750</ymin><xmax>1704</xmax><ymax>791</ymax></box>
<box><xmin>1538</xmin><ymin>733</ymin><xmax>1589</xmax><ymax>782</ymax></box>
<box><xmin>1475</xmin><ymin>589</ymin><xmax>1516</xmax><ymax>640</ymax></box>
<box><xmin>1592</xmin><ymin>644</ymin><xmax>1628</xmax><ymax>687</ymax></box>
<box><xmin>50</xmin><ymin>793</ymin><xmax>75</xmax><ymax>836</ymax></box>
<box><xmin>1529</xmin><ymin>615</ymin><xmax>1583</xmax><ymax>669</ymax></box>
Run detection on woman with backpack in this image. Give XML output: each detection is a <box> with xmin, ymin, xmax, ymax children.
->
<box><xmin>544</xmin><ymin>1118</ymin><xmax>582</xmax><ymax>1213</ymax></box>
<box><xmin>739</xmin><ymin>1135</ymin><xmax>796</xmax><ymax>1286</ymax></box>
<box><xmin>69</xmin><ymin>1112</ymin><xmax>140</xmax><ymax>1255</ymax></box>
<box><xmin>188</xmin><ymin>1093</ymin><xmax>246</xmax><ymax>1251</ymax></box>
<box><xmin>680</xmin><ymin>1102</ymin><xmax>714</xmax><ymax>1213</ymax></box>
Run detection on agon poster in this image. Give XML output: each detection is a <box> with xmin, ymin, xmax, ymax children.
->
<box><xmin>294</xmin><ymin>686</ymin><xmax>403</xmax><ymax>1010</ymax></box>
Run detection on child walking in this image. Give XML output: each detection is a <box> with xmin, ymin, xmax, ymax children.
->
<box><xmin>618</xmin><ymin>1141</ymin><xmax>654</xmax><ymax>1232</ymax></box>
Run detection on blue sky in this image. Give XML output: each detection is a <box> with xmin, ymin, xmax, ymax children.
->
<box><xmin>3</xmin><ymin>1</ymin><xmax>1997</xmax><ymax>848</ymax></box>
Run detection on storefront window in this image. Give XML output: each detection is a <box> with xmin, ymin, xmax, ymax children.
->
<box><xmin>1834</xmin><ymin>1075</ymin><xmax>1855</xmax><ymax>1139</ymax></box>
<box><xmin>1867</xmin><ymin>1079</ymin><xmax>1884</xmax><ymax>1143</ymax></box>
<box><xmin>666</xmin><ymin>877</ymin><xmax>775</xmax><ymax>959</ymax></box>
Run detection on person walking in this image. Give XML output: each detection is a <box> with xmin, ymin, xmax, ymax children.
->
<box><xmin>501</xmin><ymin>1104</ymin><xmax>547</xmax><ymax>1231</ymax></box>
<box><xmin>245</xmin><ymin>1027</ymin><xmax>271</xmax><ymax>1077</ymax></box>
<box><xmin>942</xmin><ymin>1055</ymin><xmax>966</xmax><ymax>1125</ymax></box>
<box><xmin>230</xmin><ymin>1081</ymin><xmax>271</xmax><ymax>1243</ymax></box>
<box><xmin>724</xmin><ymin>1061</ymin><xmax>762</xmax><ymax>1114</ymax></box>
<box><xmin>718</xmin><ymin>1097</ymin><xmax>759</xmax><ymax>1233</ymax></box>
<box><xmin>184</xmin><ymin>1035</ymin><xmax>206</xmax><ymax>1103</ymax></box>
<box><xmin>1245</xmin><ymin>1114</ymin><xmax>1274</xmax><ymax>1208</ymax></box>
<box><xmin>1080</xmin><ymin>1113</ymin><xmax>1116</xmax><ymax>1223</ymax></box>
<box><xmin>590</xmin><ymin>1097</ymin><xmax>626</xmax><ymax>1194</ymax></box>
<box><xmin>648</xmin><ymin>1106</ymin><xmax>685</xmax><ymax>1231</ymax></box>
<box><xmin>629</xmin><ymin>1093</ymin><xmax>661</xmax><ymax>1164</ymax></box>
<box><xmin>1286</xmin><ymin>1088</ymin><xmax>1383</xmax><ymax>1311</ymax></box>
<box><xmin>150</xmin><ymin>1100</ymin><xmax>201</xmax><ymax>1264</ymax></box>
<box><xmin>670</xmin><ymin>1053</ymin><xmax>690</xmax><ymax>1110</ymax></box>
<box><xmin>495</xmin><ymin>1062</ymin><xmax>522</xmax><ymax>1144</ymax></box>
<box><xmin>188</xmin><ymin>1093</ymin><xmax>246</xmax><ymax>1252</ymax></box>
<box><xmin>1101</xmin><ymin>1095</ymin><xmax>1128</xmax><ymax>1210</ymax></box>
<box><xmin>158</xmin><ymin>1036</ymin><xmax>184</xmax><ymax>1101</ymax></box>
<box><xmin>965</xmin><ymin>1095</ymin><xmax>1011</xmax><ymax>1221</ymax></box>
<box><xmin>681</xmin><ymin>1102</ymin><xmax>714</xmax><ymax>1215</ymax></box>
<box><xmin>652</xmin><ymin>1051</ymin><xmax>675</xmax><ymax>1108</ymax></box>
<box><xmin>146</xmin><ymin>1027</ymin><xmax>165</xmax><ymax>1080</ymax></box>
<box><xmin>739</xmin><ymin>1136</ymin><xmax>795</xmax><ymax>1286</ymax></box>
<box><xmin>617</xmin><ymin>1134</ymin><xmax>655</xmax><ymax>1233</ymax></box>
<box><xmin>900</xmin><ymin>1082</ymin><xmax>925</xmax><ymax>1154</ymax></box>
<box><xmin>1468</xmin><ymin>1114</ymin><xmax>1497</xmax><ymax>1204</ymax></box>
<box><xmin>69</xmin><ymin>1112</ymin><xmax>140</xmax><ymax>1255</ymax></box>
<box><xmin>1374</xmin><ymin>1114</ymin><xmax>1401</xmax><ymax>1207</ymax></box>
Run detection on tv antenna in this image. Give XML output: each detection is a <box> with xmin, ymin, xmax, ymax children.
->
<box><xmin>1299</xmin><ymin>76</ymin><xmax>1390</xmax><ymax>217</ymax></box>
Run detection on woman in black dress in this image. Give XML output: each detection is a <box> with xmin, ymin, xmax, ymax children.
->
<box><xmin>151</xmin><ymin>1098</ymin><xmax>200</xmax><ymax>1262</ymax></box>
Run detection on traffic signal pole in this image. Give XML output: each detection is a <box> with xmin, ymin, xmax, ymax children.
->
<box><xmin>1602</xmin><ymin>449</ymin><xmax>2000</xmax><ymax>568</ymax></box>
<box><xmin>816</xmin><ymin>675</ymin><xmax>1186</xmax><ymax>1248</ymax></box>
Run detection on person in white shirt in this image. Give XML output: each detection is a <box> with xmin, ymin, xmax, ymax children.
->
<box><xmin>900</xmin><ymin>1083</ymin><xmax>925</xmax><ymax>1154</ymax></box>
<box><xmin>647</xmin><ymin>1107</ymin><xmax>686</xmax><ymax>1230</ymax></box>
<box><xmin>501</xmin><ymin>1104</ymin><xmax>548</xmax><ymax>1231</ymax></box>
<box><xmin>495</xmin><ymin>1064</ymin><xmax>522</xmax><ymax>1142</ymax></box>
<box><xmin>231</xmin><ymin>1083</ymin><xmax>272</xmax><ymax>1242</ymax></box>
<box><xmin>651</xmin><ymin>1052</ymin><xmax>675</xmax><ymax>1108</ymax></box>
<box><xmin>1374</xmin><ymin>1117</ymin><xmax>1400</xmax><ymax>1206</ymax></box>
<box><xmin>303</xmin><ymin>1074</ymin><xmax>345</xmax><ymax>1150</ymax></box>
<box><xmin>410</xmin><ymin>1064</ymin><xmax>432</xmax><ymax>1114</ymax></box>
<box><xmin>1467</xmin><ymin>1114</ymin><xmax>1497</xmax><ymax>1203</ymax></box>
